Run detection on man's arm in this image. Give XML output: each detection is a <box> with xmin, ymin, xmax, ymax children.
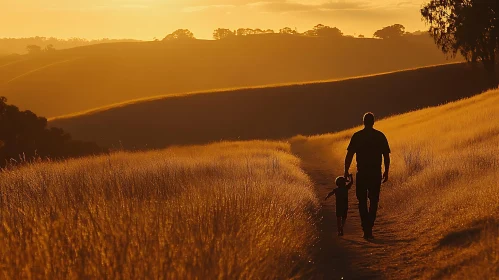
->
<box><xmin>381</xmin><ymin>133</ymin><xmax>391</xmax><ymax>183</ymax></box>
<box><xmin>344</xmin><ymin>150</ymin><xmax>355</xmax><ymax>178</ymax></box>
<box><xmin>346</xmin><ymin>174</ymin><xmax>354</xmax><ymax>189</ymax></box>
<box><xmin>382</xmin><ymin>152</ymin><xmax>390</xmax><ymax>183</ymax></box>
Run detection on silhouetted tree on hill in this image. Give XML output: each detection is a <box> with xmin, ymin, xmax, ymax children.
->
<box><xmin>26</xmin><ymin>45</ymin><xmax>42</xmax><ymax>55</ymax></box>
<box><xmin>279</xmin><ymin>27</ymin><xmax>298</xmax><ymax>35</ymax></box>
<box><xmin>422</xmin><ymin>0</ymin><xmax>499</xmax><ymax>73</ymax></box>
<box><xmin>374</xmin><ymin>24</ymin><xmax>406</xmax><ymax>39</ymax></box>
<box><xmin>163</xmin><ymin>29</ymin><xmax>195</xmax><ymax>41</ymax></box>
<box><xmin>0</xmin><ymin>97</ymin><xmax>103</xmax><ymax>167</ymax></box>
<box><xmin>303</xmin><ymin>24</ymin><xmax>343</xmax><ymax>37</ymax></box>
<box><xmin>235</xmin><ymin>28</ymin><xmax>275</xmax><ymax>36</ymax></box>
<box><xmin>25</xmin><ymin>44</ymin><xmax>56</xmax><ymax>55</ymax></box>
<box><xmin>213</xmin><ymin>28</ymin><xmax>235</xmax><ymax>40</ymax></box>
<box><xmin>44</xmin><ymin>44</ymin><xmax>56</xmax><ymax>52</ymax></box>
<box><xmin>236</xmin><ymin>28</ymin><xmax>248</xmax><ymax>36</ymax></box>
<box><xmin>316</xmin><ymin>25</ymin><xmax>343</xmax><ymax>37</ymax></box>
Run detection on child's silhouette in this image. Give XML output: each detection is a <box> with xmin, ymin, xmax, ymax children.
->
<box><xmin>325</xmin><ymin>174</ymin><xmax>354</xmax><ymax>236</ymax></box>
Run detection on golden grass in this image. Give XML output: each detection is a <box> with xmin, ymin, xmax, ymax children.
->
<box><xmin>293</xmin><ymin>88</ymin><xmax>499</xmax><ymax>279</ymax></box>
<box><xmin>0</xmin><ymin>141</ymin><xmax>319</xmax><ymax>279</ymax></box>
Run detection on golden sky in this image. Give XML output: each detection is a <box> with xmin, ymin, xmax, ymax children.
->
<box><xmin>0</xmin><ymin>0</ymin><xmax>428</xmax><ymax>40</ymax></box>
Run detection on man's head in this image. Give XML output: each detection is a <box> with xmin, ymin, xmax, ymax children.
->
<box><xmin>363</xmin><ymin>112</ymin><xmax>375</xmax><ymax>128</ymax></box>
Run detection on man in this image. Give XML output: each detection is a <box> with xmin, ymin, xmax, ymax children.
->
<box><xmin>344</xmin><ymin>112</ymin><xmax>390</xmax><ymax>240</ymax></box>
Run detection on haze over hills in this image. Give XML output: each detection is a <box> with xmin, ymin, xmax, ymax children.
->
<box><xmin>1</xmin><ymin>34</ymin><xmax>461</xmax><ymax>118</ymax></box>
<box><xmin>50</xmin><ymin>63</ymin><xmax>496</xmax><ymax>149</ymax></box>
<box><xmin>0</xmin><ymin>37</ymin><xmax>142</xmax><ymax>55</ymax></box>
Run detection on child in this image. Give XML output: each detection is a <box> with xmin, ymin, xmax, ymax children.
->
<box><xmin>325</xmin><ymin>174</ymin><xmax>353</xmax><ymax>236</ymax></box>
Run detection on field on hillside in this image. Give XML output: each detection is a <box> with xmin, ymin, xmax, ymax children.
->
<box><xmin>50</xmin><ymin>63</ymin><xmax>497</xmax><ymax>150</ymax></box>
<box><xmin>0</xmin><ymin>141</ymin><xmax>319</xmax><ymax>279</ymax></box>
<box><xmin>291</xmin><ymin>89</ymin><xmax>499</xmax><ymax>279</ymax></box>
<box><xmin>0</xmin><ymin>35</ymin><xmax>460</xmax><ymax>118</ymax></box>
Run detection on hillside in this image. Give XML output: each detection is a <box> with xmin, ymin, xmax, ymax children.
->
<box><xmin>291</xmin><ymin>88</ymin><xmax>499</xmax><ymax>279</ymax></box>
<box><xmin>0</xmin><ymin>34</ymin><xmax>461</xmax><ymax>118</ymax></box>
<box><xmin>0</xmin><ymin>37</ymin><xmax>142</xmax><ymax>55</ymax></box>
<box><xmin>2</xmin><ymin>86</ymin><xmax>498</xmax><ymax>279</ymax></box>
<box><xmin>0</xmin><ymin>141</ymin><xmax>319</xmax><ymax>279</ymax></box>
<box><xmin>50</xmin><ymin>63</ymin><xmax>496</xmax><ymax>149</ymax></box>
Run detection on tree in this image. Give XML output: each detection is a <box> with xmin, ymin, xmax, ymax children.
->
<box><xmin>26</xmin><ymin>45</ymin><xmax>42</xmax><ymax>55</ymax></box>
<box><xmin>303</xmin><ymin>24</ymin><xmax>343</xmax><ymax>37</ymax></box>
<box><xmin>213</xmin><ymin>28</ymin><xmax>235</xmax><ymax>40</ymax></box>
<box><xmin>358</xmin><ymin>34</ymin><xmax>365</xmax><ymax>38</ymax></box>
<box><xmin>421</xmin><ymin>1</ymin><xmax>499</xmax><ymax>73</ymax></box>
<box><xmin>0</xmin><ymin>97</ymin><xmax>103</xmax><ymax>167</ymax></box>
<box><xmin>315</xmin><ymin>24</ymin><xmax>343</xmax><ymax>37</ymax></box>
<box><xmin>236</xmin><ymin>28</ymin><xmax>254</xmax><ymax>36</ymax></box>
<box><xmin>373</xmin><ymin>24</ymin><xmax>406</xmax><ymax>39</ymax></box>
<box><xmin>236</xmin><ymin>28</ymin><xmax>248</xmax><ymax>36</ymax></box>
<box><xmin>280</xmin><ymin>27</ymin><xmax>298</xmax><ymax>35</ymax></box>
<box><xmin>45</xmin><ymin>44</ymin><xmax>55</xmax><ymax>52</ymax></box>
<box><xmin>163</xmin><ymin>29</ymin><xmax>195</xmax><ymax>41</ymax></box>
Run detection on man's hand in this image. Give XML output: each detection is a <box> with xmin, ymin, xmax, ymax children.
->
<box><xmin>344</xmin><ymin>170</ymin><xmax>350</xmax><ymax>178</ymax></box>
<box><xmin>382</xmin><ymin>171</ymin><xmax>389</xmax><ymax>183</ymax></box>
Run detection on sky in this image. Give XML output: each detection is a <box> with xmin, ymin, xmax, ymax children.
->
<box><xmin>0</xmin><ymin>0</ymin><xmax>428</xmax><ymax>40</ymax></box>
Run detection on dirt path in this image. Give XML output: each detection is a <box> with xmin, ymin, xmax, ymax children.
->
<box><xmin>291</xmin><ymin>137</ymin><xmax>392</xmax><ymax>280</ymax></box>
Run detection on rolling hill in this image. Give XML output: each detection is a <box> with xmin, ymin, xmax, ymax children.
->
<box><xmin>3</xmin><ymin>84</ymin><xmax>498</xmax><ymax>279</ymax></box>
<box><xmin>50</xmin><ymin>62</ymin><xmax>496</xmax><ymax>149</ymax></box>
<box><xmin>1</xmin><ymin>34</ymin><xmax>461</xmax><ymax>118</ymax></box>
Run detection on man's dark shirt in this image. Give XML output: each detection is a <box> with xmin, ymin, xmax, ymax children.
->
<box><xmin>347</xmin><ymin>128</ymin><xmax>390</xmax><ymax>173</ymax></box>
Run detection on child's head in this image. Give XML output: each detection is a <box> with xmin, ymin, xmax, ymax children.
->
<box><xmin>335</xmin><ymin>176</ymin><xmax>347</xmax><ymax>188</ymax></box>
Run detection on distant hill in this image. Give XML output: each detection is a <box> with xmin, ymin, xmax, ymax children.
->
<box><xmin>0</xmin><ymin>54</ymin><xmax>22</xmax><ymax>66</ymax></box>
<box><xmin>50</xmin><ymin>63</ymin><xmax>496</xmax><ymax>149</ymax></box>
<box><xmin>1</xmin><ymin>34</ymin><xmax>461</xmax><ymax>118</ymax></box>
<box><xmin>0</xmin><ymin>37</ymin><xmax>142</xmax><ymax>55</ymax></box>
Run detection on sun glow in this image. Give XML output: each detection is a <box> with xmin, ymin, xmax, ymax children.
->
<box><xmin>0</xmin><ymin>0</ymin><xmax>426</xmax><ymax>40</ymax></box>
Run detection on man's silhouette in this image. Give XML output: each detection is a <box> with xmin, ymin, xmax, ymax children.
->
<box><xmin>344</xmin><ymin>112</ymin><xmax>390</xmax><ymax>239</ymax></box>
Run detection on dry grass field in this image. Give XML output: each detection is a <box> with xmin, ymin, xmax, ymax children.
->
<box><xmin>50</xmin><ymin>63</ymin><xmax>496</xmax><ymax>150</ymax></box>
<box><xmin>0</xmin><ymin>141</ymin><xmax>319</xmax><ymax>279</ymax></box>
<box><xmin>2</xmin><ymin>59</ymin><xmax>498</xmax><ymax>279</ymax></box>
<box><xmin>0</xmin><ymin>35</ymin><xmax>460</xmax><ymax>118</ymax></box>
<box><xmin>291</xmin><ymin>88</ymin><xmax>499</xmax><ymax>279</ymax></box>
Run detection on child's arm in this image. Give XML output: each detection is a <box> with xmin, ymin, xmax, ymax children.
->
<box><xmin>346</xmin><ymin>174</ymin><xmax>354</xmax><ymax>189</ymax></box>
<box><xmin>325</xmin><ymin>189</ymin><xmax>336</xmax><ymax>200</ymax></box>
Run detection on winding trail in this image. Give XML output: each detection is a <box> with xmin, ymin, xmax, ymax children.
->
<box><xmin>291</xmin><ymin>137</ymin><xmax>397</xmax><ymax>280</ymax></box>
